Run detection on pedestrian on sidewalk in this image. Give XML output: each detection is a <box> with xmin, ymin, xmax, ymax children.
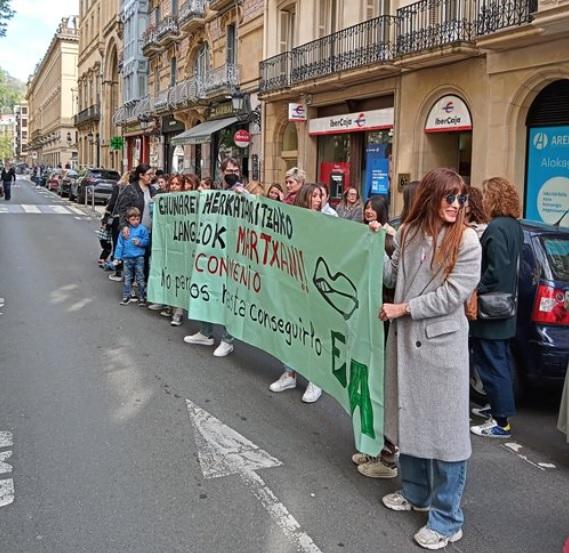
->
<box><xmin>114</xmin><ymin>207</ymin><xmax>149</xmax><ymax>306</ymax></box>
<box><xmin>470</xmin><ymin>177</ymin><xmax>523</xmax><ymax>439</ymax></box>
<box><xmin>380</xmin><ymin>168</ymin><xmax>481</xmax><ymax>550</ymax></box>
<box><xmin>1</xmin><ymin>162</ymin><xmax>16</xmax><ymax>201</ymax></box>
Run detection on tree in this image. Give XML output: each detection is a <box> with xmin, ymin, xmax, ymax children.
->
<box><xmin>0</xmin><ymin>68</ymin><xmax>23</xmax><ymax>110</ymax></box>
<box><xmin>0</xmin><ymin>135</ymin><xmax>12</xmax><ymax>161</ymax></box>
<box><xmin>0</xmin><ymin>0</ymin><xmax>14</xmax><ymax>38</ymax></box>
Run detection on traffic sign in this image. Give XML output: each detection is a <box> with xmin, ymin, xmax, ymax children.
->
<box><xmin>233</xmin><ymin>130</ymin><xmax>250</xmax><ymax>148</ymax></box>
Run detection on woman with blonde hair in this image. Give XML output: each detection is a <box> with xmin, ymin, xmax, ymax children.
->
<box><xmin>283</xmin><ymin>167</ymin><xmax>306</xmax><ymax>205</ymax></box>
<box><xmin>380</xmin><ymin>168</ymin><xmax>481</xmax><ymax>549</ymax></box>
<box><xmin>470</xmin><ymin>177</ymin><xmax>523</xmax><ymax>439</ymax></box>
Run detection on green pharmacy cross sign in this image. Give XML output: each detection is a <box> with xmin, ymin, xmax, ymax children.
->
<box><xmin>110</xmin><ymin>136</ymin><xmax>124</xmax><ymax>151</ymax></box>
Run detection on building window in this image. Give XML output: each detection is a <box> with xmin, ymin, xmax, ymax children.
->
<box><xmin>195</xmin><ymin>43</ymin><xmax>210</xmax><ymax>81</ymax></box>
<box><xmin>170</xmin><ymin>57</ymin><xmax>177</xmax><ymax>87</ymax></box>
<box><xmin>22</xmin><ymin>119</ymin><xmax>27</xmax><ymax>127</ymax></box>
<box><xmin>226</xmin><ymin>24</ymin><xmax>237</xmax><ymax>65</ymax></box>
<box><xmin>155</xmin><ymin>6</ymin><xmax>160</xmax><ymax>25</ymax></box>
<box><xmin>365</xmin><ymin>0</ymin><xmax>390</xmax><ymax>18</ymax></box>
<box><xmin>154</xmin><ymin>67</ymin><xmax>160</xmax><ymax>95</ymax></box>
<box><xmin>279</xmin><ymin>5</ymin><xmax>296</xmax><ymax>52</ymax></box>
<box><xmin>172</xmin><ymin>0</ymin><xmax>178</xmax><ymax>15</ymax></box>
<box><xmin>318</xmin><ymin>0</ymin><xmax>339</xmax><ymax>37</ymax></box>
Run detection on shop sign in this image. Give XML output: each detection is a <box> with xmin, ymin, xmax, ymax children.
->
<box><xmin>234</xmin><ymin>130</ymin><xmax>251</xmax><ymax>148</ymax></box>
<box><xmin>365</xmin><ymin>144</ymin><xmax>390</xmax><ymax>197</ymax></box>
<box><xmin>210</xmin><ymin>102</ymin><xmax>234</xmax><ymax>120</ymax></box>
<box><xmin>526</xmin><ymin>125</ymin><xmax>569</xmax><ymax>225</ymax></box>
<box><xmin>425</xmin><ymin>95</ymin><xmax>472</xmax><ymax>133</ymax></box>
<box><xmin>288</xmin><ymin>103</ymin><xmax>306</xmax><ymax>122</ymax></box>
<box><xmin>309</xmin><ymin>108</ymin><xmax>394</xmax><ymax>136</ymax></box>
<box><xmin>110</xmin><ymin>136</ymin><xmax>124</xmax><ymax>150</ymax></box>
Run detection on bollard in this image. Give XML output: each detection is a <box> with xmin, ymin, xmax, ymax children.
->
<box><xmin>91</xmin><ymin>186</ymin><xmax>96</xmax><ymax>215</ymax></box>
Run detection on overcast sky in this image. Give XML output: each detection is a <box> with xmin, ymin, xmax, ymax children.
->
<box><xmin>0</xmin><ymin>0</ymin><xmax>79</xmax><ymax>82</ymax></box>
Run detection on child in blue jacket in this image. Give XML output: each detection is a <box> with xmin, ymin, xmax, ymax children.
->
<box><xmin>114</xmin><ymin>207</ymin><xmax>150</xmax><ymax>305</ymax></box>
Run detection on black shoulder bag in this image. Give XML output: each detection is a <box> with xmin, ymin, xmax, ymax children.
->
<box><xmin>477</xmin><ymin>257</ymin><xmax>520</xmax><ymax>320</ymax></box>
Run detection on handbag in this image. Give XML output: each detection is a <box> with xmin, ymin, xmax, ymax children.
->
<box><xmin>477</xmin><ymin>257</ymin><xmax>520</xmax><ymax>320</ymax></box>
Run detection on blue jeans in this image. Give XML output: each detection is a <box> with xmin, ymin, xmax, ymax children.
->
<box><xmin>470</xmin><ymin>337</ymin><xmax>516</xmax><ymax>418</ymax></box>
<box><xmin>400</xmin><ymin>454</ymin><xmax>467</xmax><ymax>537</ymax></box>
<box><xmin>2</xmin><ymin>180</ymin><xmax>12</xmax><ymax>200</ymax></box>
<box><xmin>201</xmin><ymin>322</ymin><xmax>233</xmax><ymax>343</ymax></box>
<box><xmin>122</xmin><ymin>256</ymin><xmax>146</xmax><ymax>300</ymax></box>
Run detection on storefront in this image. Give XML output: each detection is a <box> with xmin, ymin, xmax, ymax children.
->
<box><xmin>525</xmin><ymin>79</ymin><xmax>569</xmax><ymax>226</ymax></box>
<box><xmin>123</xmin><ymin>121</ymin><xmax>151</xmax><ymax>171</ymax></box>
<box><xmin>424</xmin><ymin>95</ymin><xmax>473</xmax><ymax>184</ymax></box>
<box><xmin>161</xmin><ymin>115</ymin><xmax>186</xmax><ymax>174</ymax></box>
<box><xmin>309</xmin><ymin>106</ymin><xmax>394</xmax><ymax>201</ymax></box>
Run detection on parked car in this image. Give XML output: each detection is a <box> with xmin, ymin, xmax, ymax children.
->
<box><xmin>75</xmin><ymin>168</ymin><xmax>120</xmax><ymax>204</ymax></box>
<box><xmin>470</xmin><ymin>219</ymin><xmax>569</xmax><ymax>402</ymax></box>
<box><xmin>59</xmin><ymin>169</ymin><xmax>79</xmax><ymax>198</ymax></box>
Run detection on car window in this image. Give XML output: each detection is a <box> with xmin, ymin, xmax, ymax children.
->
<box><xmin>541</xmin><ymin>236</ymin><xmax>569</xmax><ymax>282</ymax></box>
<box><xmin>91</xmin><ymin>170</ymin><xmax>120</xmax><ymax>180</ymax></box>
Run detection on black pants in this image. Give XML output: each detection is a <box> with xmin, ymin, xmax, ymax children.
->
<box><xmin>110</xmin><ymin>217</ymin><xmax>122</xmax><ymax>275</ymax></box>
<box><xmin>1</xmin><ymin>181</ymin><xmax>12</xmax><ymax>200</ymax></box>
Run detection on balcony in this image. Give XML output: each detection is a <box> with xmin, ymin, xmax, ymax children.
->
<box><xmin>179</xmin><ymin>0</ymin><xmax>207</xmax><ymax>33</ymax></box>
<box><xmin>260</xmin><ymin>16</ymin><xmax>398</xmax><ymax>94</ymax></box>
<box><xmin>113</xmin><ymin>102</ymin><xmax>139</xmax><ymax>126</ymax></box>
<box><xmin>208</xmin><ymin>0</ymin><xmax>232</xmax><ymax>11</ymax></box>
<box><xmin>156</xmin><ymin>15</ymin><xmax>181</xmax><ymax>46</ymax></box>
<box><xmin>168</xmin><ymin>78</ymin><xmax>200</xmax><ymax>109</ymax></box>
<box><xmin>134</xmin><ymin>96</ymin><xmax>152</xmax><ymax>122</ymax></box>
<box><xmin>197</xmin><ymin>64</ymin><xmax>240</xmax><ymax>98</ymax></box>
<box><xmin>142</xmin><ymin>25</ymin><xmax>159</xmax><ymax>54</ymax></box>
<box><xmin>74</xmin><ymin>104</ymin><xmax>101</xmax><ymax>127</ymax></box>
<box><xmin>152</xmin><ymin>89</ymin><xmax>170</xmax><ymax>114</ymax></box>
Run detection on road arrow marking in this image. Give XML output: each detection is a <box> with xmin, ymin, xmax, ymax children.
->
<box><xmin>186</xmin><ymin>400</ymin><xmax>323</xmax><ymax>553</ymax></box>
<box><xmin>0</xmin><ymin>431</ymin><xmax>12</xmax><ymax>448</ymax></box>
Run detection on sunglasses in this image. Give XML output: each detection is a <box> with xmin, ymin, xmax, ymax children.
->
<box><xmin>445</xmin><ymin>193</ymin><xmax>468</xmax><ymax>206</ymax></box>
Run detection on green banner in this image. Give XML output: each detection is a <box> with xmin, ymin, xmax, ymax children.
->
<box><xmin>148</xmin><ymin>191</ymin><xmax>385</xmax><ymax>455</ymax></box>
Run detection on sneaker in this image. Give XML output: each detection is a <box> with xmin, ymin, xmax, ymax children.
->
<box><xmin>138</xmin><ymin>298</ymin><xmax>146</xmax><ymax>307</ymax></box>
<box><xmin>183</xmin><ymin>332</ymin><xmax>214</xmax><ymax>346</ymax></box>
<box><xmin>120</xmin><ymin>297</ymin><xmax>131</xmax><ymax>306</ymax></box>
<box><xmin>97</xmin><ymin>259</ymin><xmax>105</xmax><ymax>267</ymax></box>
<box><xmin>269</xmin><ymin>372</ymin><xmax>297</xmax><ymax>393</ymax></box>
<box><xmin>147</xmin><ymin>303</ymin><xmax>163</xmax><ymax>311</ymax></box>
<box><xmin>382</xmin><ymin>491</ymin><xmax>429</xmax><ymax>512</ymax></box>
<box><xmin>213</xmin><ymin>340</ymin><xmax>234</xmax><ymax>357</ymax></box>
<box><xmin>470</xmin><ymin>418</ymin><xmax>511</xmax><ymax>439</ymax></box>
<box><xmin>109</xmin><ymin>274</ymin><xmax>122</xmax><ymax>282</ymax></box>
<box><xmin>414</xmin><ymin>526</ymin><xmax>463</xmax><ymax>550</ymax></box>
<box><xmin>160</xmin><ymin>307</ymin><xmax>173</xmax><ymax>317</ymax></box>
<box><xmin>471</xmin><ymin>403</ymin><xmax>492</xmax><ymax>419</ymax></box>
<box><xmin>301</xmin><ymin>382</ymin><xmax>322</xmax><ymax>403</ymax></box>
<box><xmin>352</xmin><ymin>453</ymin><xmax>377</xmax><ymax>465</ymax></box>
<box><xmin>171</xmin><ymin>313</ymin><xmax>183</xmax><ymax>326</ymax></box>
<box><xmin>358</xmin><ymin>459</ymin><xmax>398</xmax><ymax>479</ymax></box>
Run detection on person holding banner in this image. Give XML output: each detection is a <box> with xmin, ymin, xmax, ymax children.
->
<box><xmin>379</xmin><ymin>168</ymin><xmax>481</xmax><ymax>550</ymax></box>
<box><xmin>269</xmin><ymin>183</ymin><xmax>324</xmax><ymax>403</ymax></box>
<box><xmin>319</xmin><ymin>185</ymin><xmax>338</xmax><ymax>217</ymax></box>
<box><xmin>336</xmin><ymin>186</ymin><xmax>363</xmax><ymax>222</ymax></box>
<box><xmin>283</xmin><ymin>167</ymin><xmax>305</xmax><ymax>205</ymax></box>
<box><xmin>183</xmin><ymin>157</ymin><xmax>243</xmax><ymax>357</ymax></box>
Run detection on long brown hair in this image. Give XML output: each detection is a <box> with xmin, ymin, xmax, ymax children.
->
<box><xmin>482</xmin><ymin>177</ymin><xmax>522</xmax><ymax>219</ymax></box>
<box><xmin>402</xmin><ymin>168</ymin><xmax>468</xmax><ymax>277</ymax></box>
<box><xmin>294</xmin><ymin>184</ymin><xmax>320</xmax><ymax>210</ymax></box>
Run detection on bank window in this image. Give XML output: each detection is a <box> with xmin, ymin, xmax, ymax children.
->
<box><xmin>279</xmin><ymin>5</ymin><xmax>296</xmax><ymax>52</ymax></box>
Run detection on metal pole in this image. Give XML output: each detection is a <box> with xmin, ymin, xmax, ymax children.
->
<box><xmin>91</xmin><ymin>184</ymin><xmax>96</xmax><ymax>215</ymax></box>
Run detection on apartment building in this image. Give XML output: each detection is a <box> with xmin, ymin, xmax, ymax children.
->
<box><xmin>116</xmin><ymin>0</ymin><xmax>264</xmax><ymax>178</ymax></box>
<box><xmin>76</xmin><ymin>0</ymin><xmax>122</xmax><ymax>170</ymax></box>
<box><xmin>0</xmin><ymin>112</ymin><xmax>16</xmax><ymax>160</ymax></box>
<box><xmin>260</xmin><ymin>0</ymin><xmax>569</xmax><ymax>225</ymax></box>
<box><xmin>27</xmin><ymin>17</ymin><xmax>79</xmax><ymax>168</ymax></box>
<box><xmin>14</xmin><ymin>103</ymin><xmax>29</xmax><ymax>161</ymax></box>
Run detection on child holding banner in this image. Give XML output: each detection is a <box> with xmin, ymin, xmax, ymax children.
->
<box><xmin>379</xmin><ymin>168</ymin><xmax>481</xmax><ymax>550</ymax></box>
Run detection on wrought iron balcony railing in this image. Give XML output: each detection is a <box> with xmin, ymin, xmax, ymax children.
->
<box><xmin>260</xmin><ymin>52</ymin><xmax>292</xmax><ymax>92</ymax></box>
<box><xmin>292</xmin><ymin>15</ymin><xmax>398</xmax><ymax>85</ymax></box>
<box><xmin>179</xmin><ymin>0</ymin><xmax>207</xmax><ymax>31</ymax></box>
<box><xmin>134</xmin><ymin>95</ymin><xmax>152</xmax><ymax>121</ymax></box>
<box><xmin>142</xmin><ymin>25</ymin><xmax>159</xmax><ymax>51</ymax></box>
<box><xmin>74</xmin><ymin>104</ymin><xmax>101</xmax><ymax>126</ymax></box>
<box><xmin>113</xmin><ymin>102</ymin><xmax>140</xmax><ymax>126</ymax></box>
<box><xmin>475</xmin><ymin>0</ymin><xmax>537</xmax><ymax>35</ymax></box>
<box><xmin>152</xmin><ymin>89</ymin><xmax>170</xmax><ymax>113</ymax></box>
<box><xmin>168</xmin><ymin>78</ymin><xmax>200</xmax><ymax>108</ymax></box>
<box><xmin>156</xmin><ymin>15</ymin><xmax>180</xmax><ymax>44</ymax></box>
<box><xmin>396</xmin><ymin>0</ymin><xmax>476</xmax><ymax>56</ymax></box>
<box><xmin>197</xmin><ymin>64</ymin><xmax>240</xmax><ymax>98</ymax></box>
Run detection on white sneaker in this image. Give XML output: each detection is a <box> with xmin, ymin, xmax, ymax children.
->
<box><xmin>382</xmin><ymin>491</ymin><xmax>430</xmax><ymax>512</ymax></box>
<box><xmin>301</xmin><ymin>382</ymin><xmax>322</xmax><ymax>403</ymax></box>
<box><xmin>171</xmin><ymin>314</ymin><xmax>183</xmax><ymax>326</ymax></box>
<box><xmin>414</xmin><ymin>526</ymin><xmax>463</xmax><ymax>550</ymax></box>
<box><xmin>269</xmin><ymin>372</ymin><xmax>297</xmax><ymax>393</ymax></box>
<box><xmin>213</xmin><ymin>340</ymin><xmax>234</xmax><ymax>357</ymax></box>
<box><xmin>147</xmin><ymin>303</ymin><xmax>163</xmax><ymax>311</ymax></box>
<box><xmin>183</xmin><ymin>332</ymin><xmax>214</xmax><ymax>346</ymax></box>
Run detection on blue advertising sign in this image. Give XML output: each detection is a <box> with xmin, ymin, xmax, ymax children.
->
<box><xmin>365</xmin><ymin>144</ymin><xmax>389</xmax><ymax>198</ymax></box>
<box><xmin>526</xmin><ymin>126</ymin><xmax>569</xmax><ymax>226</ymax></box>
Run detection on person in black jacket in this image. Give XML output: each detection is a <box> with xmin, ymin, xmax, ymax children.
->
<box><xmin>105</xmin><ymin>171</ymin><xmax>131</xmax><ymax>280</ymax></box>
<box><xmin>470</xmin><ymin>177</ymin><xmax>524</xmax><ymax>439</ymax></box>
<box><xmin>1</xmin><ymin>163</ymin><xmax>16</xmax><ymax>201</ymax></box>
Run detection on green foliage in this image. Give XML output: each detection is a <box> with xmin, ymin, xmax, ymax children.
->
<box><xmin>0</xmin><ymin>68</ymin><xmax>23</xmax><ymax>110</ymax></box>
<box><xmin>0</xmin><ymin>0</ymin><xmax>14</xmax><ymax>38</ymax></box>
<box><xmin>0</xmin><ymin>135</ymin><xmax>12</xmax><ymax>160</ymax></box>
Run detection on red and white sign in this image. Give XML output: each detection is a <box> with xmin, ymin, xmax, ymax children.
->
<box><xmin>288</xmin><ymin>103</ymin><xmax>306</xmax><ymax>122</ymax></box>
<box><xmin>308</xmin><ymin>108</ymin><xmax>394</xmax><ymax>136</ymax></box>
<box><xmin>425</xmin><ymin>95</ymin><xmax>472</xmax><ymax>133</ymax></box>
<box><xmin>233</xmin><ymin>130</ymin><xmax>251</xmax><ymax>148</ymax></box>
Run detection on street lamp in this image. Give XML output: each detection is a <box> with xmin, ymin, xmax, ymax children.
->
<box><xmin>66</xmin><ymin>132</ymin><xmax>72</xmax><ymax>145</ymax></box>
<box><xmin>230</xmin><ymin>87</ymin><xmax>245</xmax><ymax>112</ymax></box>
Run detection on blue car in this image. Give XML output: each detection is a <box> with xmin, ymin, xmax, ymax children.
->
<box><xmin>471</xmin><ymin>219</ymin><xmax>569</xmax><ymax>401</ymax></box>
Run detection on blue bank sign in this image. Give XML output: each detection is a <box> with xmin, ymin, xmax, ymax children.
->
<box><xmin>526</xmin><ymin>126</ymin><xmax>569</xmax><ymax>226</ymax></box>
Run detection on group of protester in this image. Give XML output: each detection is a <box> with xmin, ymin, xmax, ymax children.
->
<box><xmin>96</xmin><ymin>157</ymin><xmax>527</xmax><ymax>549</ymax></box>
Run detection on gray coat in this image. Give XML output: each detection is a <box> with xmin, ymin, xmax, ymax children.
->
<box><xmin>384</xmin><ymin>226</ymin><xmax>482</xmax><ymax>462</ymax></box>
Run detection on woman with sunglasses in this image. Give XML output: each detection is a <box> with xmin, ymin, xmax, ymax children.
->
<box><xmin>379</xmin><ymin>168</ymin><xmax>481</xmax><ymax>550</ymax></box>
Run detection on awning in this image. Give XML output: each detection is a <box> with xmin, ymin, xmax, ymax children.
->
<box><xmin>171</xmin><ymin>117</ymin><xmax>238</xmax><ymax>145</ymax></box>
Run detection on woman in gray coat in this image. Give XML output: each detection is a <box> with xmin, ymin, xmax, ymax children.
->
<box><xmin>380</xmin><ymin>168</ymin><xmax>481</xmax><ymax>550</ymax></box>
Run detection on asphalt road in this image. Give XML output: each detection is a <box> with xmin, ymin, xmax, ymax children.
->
<box><xmin>0</xmin><ymin>178</ymin><xmax>567</xmax><ymax>553</ymax></box>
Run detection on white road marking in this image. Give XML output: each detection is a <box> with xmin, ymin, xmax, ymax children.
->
<box><xmin>0</xmin><ymin>431</ymin><xmax>12</xmax><ymax>447</ymax></box>
<box><xmin>68</xmin><ymin>206</ymin><xmax>85</xmax><ymax>215</ymax></box>
<box><xmin>49</xmin><ymin>205</ymin><xmax>72</xmax><ymax>215</ymax></box>
<box><xmin>186</xmin><ymin>400</ymin><xmax>322</xmax><ymax>553</ymax></box>
<box><xmin>21</xmin><ymin>204</ymin><xmax>41</xmax><ymax>213</ymax></box>
<box><xmin>0</xmin><ymin>479</ymin><xmax>14</xmax><ymax>507</ymax></box>
<box><xmin>0</xmin><ymin>451</ymin><xmax>13</xmax><ymax>474</ymax></box>
<box><xmin>0</xmin><ymin>431</ymin><xmax>14</xmax><ymax>508</ymax></box>
<box><xmin>503</xmin><ymin>442</ymin><xmax>556</xmax><ymax>471</ymax></box>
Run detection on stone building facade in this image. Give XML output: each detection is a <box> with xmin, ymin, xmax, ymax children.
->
<box><xmin>26</xmin><ymin>17</ymin><xmax>79</xmax><ymax>168</ymax></box>
<box><xmin>76</xmin><ymin>0</ymin><xmax>122</xmax><ymax>170</ymax></box>
<box><xmin>259</xmin><ymin>0</ymin><xmax>569</xmax><ymax>225</ymax></box>
<box><xmin>14</xmin><ymin>103</ymin><xmax>29</xmax><ymax>161</ymax></box>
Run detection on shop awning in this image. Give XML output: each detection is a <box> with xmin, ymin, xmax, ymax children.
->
<box><xmin>171</xmin><ymin>117</ymin><xmax>238</xmax><ymax>145</ymax></box>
